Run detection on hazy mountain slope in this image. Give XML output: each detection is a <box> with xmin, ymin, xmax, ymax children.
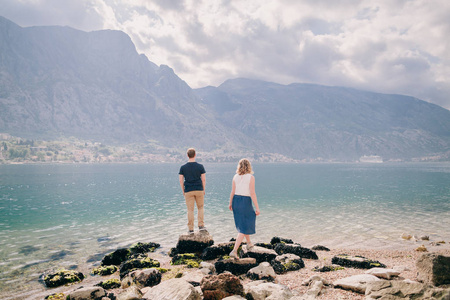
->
<box><xmin>0</xmin><ymin>16</ymin><xmax>233</xmax><ymax>150</ymax></box>
<box><xmin>196</xmin><ymin>78</ymin><xmax>450</xmax><ymax>160</ymax></box>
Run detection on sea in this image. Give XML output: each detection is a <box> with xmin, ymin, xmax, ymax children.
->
<box><xmin>0</xmin><ymin>162</ymin><xmax>449</xmax><ymax>299</ymax></box>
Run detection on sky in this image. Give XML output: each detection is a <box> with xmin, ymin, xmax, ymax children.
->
<box><xmin>1</xmin><ymin>0</ymin><xmax>450</xmax><ymax>109</ymax></box>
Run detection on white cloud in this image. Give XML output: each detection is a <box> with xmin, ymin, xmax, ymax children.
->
<box><xmin>1</xmin><ymin>0</ymin><xmax>450</xmax><ymax>109</ymax></box>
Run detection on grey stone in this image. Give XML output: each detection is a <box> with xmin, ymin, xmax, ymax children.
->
<box><xmin>240</xmin><ymin>245</ymin><xmax>278</xmax><ymax>264</ymax></box>
<box><xmin>244</xmin><ymin>280</ymin><xmax>294</xmax><ymax>300</ymax></box>
<box><xmin>271</xmin><ymin>253</ymin><xmax>305</xmax><ymax>274</ymax></box>
<box><xmin>365</xmin><ymin>279</ymin><xmax>426</xmax><ymax>299</ymax></box>
<box><xmin>143</xmin><ymin>278</ymin><xmax>201</xmax><ymax>300</ymax></box>
<box><xmin>176</xmin><ymin>231</ymin><xmax>214</xmax><ymax>254</ymax></box>
<box><xmin>67</xmin><ymin>286</ymin><xmax>106</xmax><ymax>300</ymax></box>
<box><xmin>365</xmin><ymin>267</ymin><xmax>401</xmax><ymax>279</ymax></box>
<box><xmin>333</xmin><ymin>274</ymin><xmax>381</xmax><ymax>294</ymax></box>
<box><xmin>121</xmin><ymin>268</ymin><xmax>161</xmax><ymax>288</ymax></box>
<box><xmin>215</xmin><ymin>257</ymin><xmax>258</xmax><ymax>275</ymax></box>
<box><xmin>117</xmin><ymin>286</ymin><xmax>143</xmax><ymax>300</ymax></box>
<box><xmin>247</xmin><ymin>262</ymin><xmax>277</xmax><ymax>281</ymax></box>
<box><xmin>416</xmin><ymin>252</ymin><xmax>450</xmax><ymax>286</ymax></box>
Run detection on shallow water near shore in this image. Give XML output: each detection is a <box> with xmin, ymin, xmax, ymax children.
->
<box><xmin>0</xmin><ymin>162</ymin><xmax>449</xmax><ymax>299</ymax></box>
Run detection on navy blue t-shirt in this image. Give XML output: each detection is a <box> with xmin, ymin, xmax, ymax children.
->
<box><xmin>179</xmin><ymin>162</ymin><xmax>206</xmax><ymax>193</ymax></box>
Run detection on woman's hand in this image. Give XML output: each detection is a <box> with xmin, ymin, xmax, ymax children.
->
<box><xmin>229</xmin><ymin>204</ymin><xmax>233</xmax><ymax>211</ymax></box>
<box><xmin>255</xmin><ymin>209</ymin><xmax>260</xmax><ymax>216</ymax></box>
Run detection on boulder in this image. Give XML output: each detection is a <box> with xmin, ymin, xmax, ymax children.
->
<box><xmin>270</xmin><ymin>253</ymin><xmax>305</xmax><ymax>274</ymax></box>
<box><xmin>117</xmin><ymin>286</ymin><xmax>143</xmax><ymax>300</ymax></box>
<box><xmin>199</xmin><ymin>261</ymin><xmax>215</xmax><ymax>274</ymax></box>
<box><xmin>270</xmin><ymin>237</ymin><xmax>294</xmax><ymax>245</ymax></box>
<box><xmin>129</xmin><ymin>242</ymin><xmax>160</xmax><ymax>255</ymax></box>
<box><xmin>222</xmin><ymin>296</ymin><xmax>246</xmax><ymax>300</ymax></box>
<box><xmin>247</xmin><ymin>262</ymin><xmax>277</xmax><ymax>281</ymax></box>
<box><xmin>215</xmin><ymin>257</ymin><xmax>258</xmax><ymax>275</ymax></box>
<box><xmin>143</xmin><ymin>278</ymin><xmax>201</xmax><ymax>300</ymax></box>
<box><xmin>66</xmin><ymin>286</ymin><xmax>106</xmax><ymax>300</ymax></box>
<box><xmin>333</xmin><ymin>274</ymin><xmax>381</xmax><ymax>294</ymax></box>
<box><xmin>200</xmin><ymin>272</ymin><xmax>244</xmax><ymax>299</ymax></box>
<box><xmin>365</xmin><ymin>280</ymin><xmax>426</xmax><ymax>299</ymax></box>
<box><xmin>311</xmin><ymin>265</ymin><xmax>344</xmax><ymax>272</ymax></box>
<box><xmin>176</xmin><ymin>231</ymin><xmax>214</xmax><ymax>254</ymax></box>
<box><xmin>102</xmin><ymin>248</ymin><xmax>130</xmax><ymax>266</ymax></box>
<box><xmin>255</xmin><ymin>243</ymin><xmax>274</xmax><ymax>250</ymax></box>
<box><xmin>416</xmin><ymin>253</ymin><xmax>450</xmax><ymax>286</ymax></box>
<box><xmin>274</xmin><ymin>243</ymin><xmax>318</xmax><ymax>260</ymax></box>
<box><xmin>172</xmin><ymin>253</ymin><xmax>202</xmax><ymax>268</ymax></box>
<box><xmin>96</xmin><ymin>278</ymin><xmax>121</xmax><ymax>289</ymax></box>
<box><xmin>240</xmin><ymin>245</ymin><xmax>278</xmax><ymax>264</ymax></box>
<box><xmin>182</xmin><ymin>269</ymin><xmax>205</xmax><ymax>287</ymax></box>
<box><xmin>302</xmin><ymin>275</ymin><xmax>331</xmax><ymax>287</ymax></box>
<box><xmin>331</xmin><ymin>254</ymin><xmax>386</xmax><ymax>269</ymax></box>
<box><xmin>311</xmin><ymin>245</ymin><xmax>330</xmax><ymax>251</ymax></box>
<box><xmin>121</xmin><ymin>268</ymin><xmax>161</xmax><ymax>288</ymax></box>
<box><xmin>91</xmin><ymin>265</ymin><xmax>118</xmax><ymax>276</ymax></box>
<box><xmin>244</xmin><ymin>280</ymin><xmax>294</xmax><ymax>300</ymax></box>
<box><xmin>119</xmin><ymin>255</ymin><xmax>160</xmax><ymax>278</ymax></box>
<box><xmin>365</xmin><ymin>267</ymin><xmax>401</xmax><ymax>279</ymax></box>
<box><xmin>43</xmin><ymin>269</ymin><xmax>84</xmax><ymax>288</ymax></box>
<box><xmin>201</xmin><ymin>242</ymin><xmax>234</xmax><ymax>260</ymax></box>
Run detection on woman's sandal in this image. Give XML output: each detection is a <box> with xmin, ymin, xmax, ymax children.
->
<box><xmin>229</xmin><ymin>251</ymin><xmax>239</xmax><ymax>259</ymax></box>
<box><xmin>247</xmin><ymin>244</ymin><xmax>255</xmax><ymax>251</ymax></box>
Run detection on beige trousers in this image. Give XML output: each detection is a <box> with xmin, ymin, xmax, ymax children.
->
<box><xmin>184</xmin><ymin>190</ymin><xmax>205</xmax><ymax>230</ymax></box>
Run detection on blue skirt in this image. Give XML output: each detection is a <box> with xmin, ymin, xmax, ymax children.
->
<box><xmin>232</xmin><ymin>195</ymin><xmax>256</xmax><ymax>235</ymax></box>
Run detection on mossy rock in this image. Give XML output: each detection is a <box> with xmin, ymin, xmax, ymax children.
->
<box><xmin>171</xmin><ymin>253</ymin><xmax>202</xmax><ymax>268</ymax></box>
<box><xmin>331</xmin><ymin>254</ymin><xmax>386</xmax><ymax>269</ymax></box>
<box><xmin>119</xmin><ymin>256</ymin><xmax>161</xmax><ymax>278</ymax></box>
<box><xmin>255</xmin><ymin>243</ymin><xmax>273</xmax><ymax>249</ymax></box>
<box><xmin>270</xmin><ymin>254</ymin><xmax>305</xmax><ymax>274</ymax></box>
<box><xmin>92</xmin><ymin>265</ymin><xmax>118</xmax><ymax>276</ymax></box>
<box><xmin>95</xmin><ymin>278</ymin><xmax>121</xmax><ymax>289</ymax></box>
<box><xmin>274</xmin><ymin>243</ymin><xmax>318</xmax><ymax>260</ymax></box>
<box><xmin>129</xmin><ymin>242</ymin><xmax>160</xmax><ymax>254</ymax></box>
<box><xmin>270</xmin><ymin>237</ymin><xmax>294</xmax><ymax>245</ymax></box>
<box><xmin>44</xmin><ymin>293</ymin><xmax>65</xmax><ymax>300</ymax></box>
<box><xmin>312</xmin><ymin>265</ymin><xmax>345</xmax><ymax>272</ymax></box>
<box><xmin>44</xmin><ymin>270</ymin><xmax>84</xmax><ymax>288</ymax></box>
<box><xmin>101</xmin><ymin>248</ymin><xmax>130</xmax><ymax>266</ymax></box>
<box><xmin>201</xmin><ymin>242</ymin><xmax>234</xmax><ymax>260</ymax></box>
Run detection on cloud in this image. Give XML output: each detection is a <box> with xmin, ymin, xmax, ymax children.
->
<box><xmin>1</xmin><ymin>0</ymin><xmax>450</xmax><ymax>109</ymax></box>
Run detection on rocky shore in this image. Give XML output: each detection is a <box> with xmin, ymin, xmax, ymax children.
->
<box><xmin>40</xmin><ymin>231</ymin><xmax>450</xmax><ymax>300</ymax></box>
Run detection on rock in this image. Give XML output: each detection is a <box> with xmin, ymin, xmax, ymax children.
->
<box><xmin>247</xmin><ymin>262</ymin><xmax>277</xmax><ymax>281</ymax></box>
<box><xmin>201</xmin><ymin>242</ymin><xmax>234</xmax><ymax>260</ymax></box>
<box><xmin>416</xmin><ymin>245</ymin><xmax>428</xmax><ymax>252</ymax></box>
<box><xmin>333</xmin><ymin>274</ymin><xmax>381</xmax><ymax>294</ymax></box>
<box><xmin>172</xmin><ymin>253</ymin><xmax>202</xmax><ymax>268</ymax></box>
<box><xmin>200</xmin><ymin>272</ymin><xmax>244</xmax><ymax>299</ymax></box>
<box><xmin>365</xmin><ymin>280</ymin><xmax>426</xmax><ymax>299</ymax></box>
<box><xmin>270</xmin><ymin>237</ymin><xmax>294</xmax><ymax>245</ymax></box>
<box><xmin>240</xmin><ymin>245</ymin><xmax>278</xmax><ymax>263</ymax></box>
<box><xmin>96</xmin><ymin>278</ymin><xmax>121</xmax><ymax>289</ymax></box>
<box><xmin>66</xmin><ymin>286</ymin><xmax>106</xmax><ymax>300</ymax></box>
<box><xmin>244</xmin><ymin>280</ymin><xmax>294</xmax><ymax>300</ymax></box>
<box><xmin>222</xmin><ymin>296</ymin><xmax>246</xmax><ymax>300</ymax></box>
<box><xmin>129</xmin><ymin>242</ymin><xmax>160</xmax><ymax>255</ymax></box>
<box><xmin>303</xmin><ymin>280</ymin><xmax>323</xmax><ymax>299</ymax></box>
<box><xmin>92</xmin><ymin>265</ymin><xmax>118</xmax><ymax>276</ymax></box>
<box><xmin>182</xmin><ymin>269</ymin><xmax>205</xmax><ymax>286</ymax></box>
<box><xmin>274</xmin><ymin>243</ymin><xmax>318</xmax><ymax>260</ymax></box>
<box><xmin>255</xmin><ymin>242</ymin><xmax>274</xmax><ymax>249</ymax></box>
<box><xmin>215</xmin><ymin>257</ymin><xmax>258</xmax><ymax>275</ymax></box>
<box><xmin>420</xmin><ymin>235</ymin><xmax>430</xmax><ymax>241</ymax></box>
<box><xmin>200</xmin><ymin>261</ymin><xmax>215</xmax><ymax>274</ymax></box>
<box><xmin>331</xmin><ymin>254</ymin><xmax>386</xmax><ymax>269</ymax></box>
<box><xmin>117</xmin><ymin>286</ymin><xmax>143</xmax><ymax>300</ymax></box>
<box><xmin>416</xmin><ymin>252</ymin><xmax>450</xmax><ymax>286</ymax></box>
<box><xmin>119</xmin><ymin>255</ymin><xmax>160</xmax><ymax>278</ymax></box>
<box><xmin>102</xmin><ymin>248</ymin><xmax>130</xmax><ymax>266</ymax></box>
<box><xmin>311</xmin><ymin>265</ymin><xmax>344</xmax><ymax>272</ymax></box>
<box><xmin>311</xmin><ymin>245</ymin><xmax>330</xmax><ymax>251</ymax></box>
<box><xmin>143</xmin><ymin>278</ymin><xmax>201</xmax><ymax>300</ymax></box>
<box><xmin>301</xmin><ymin>275</ymin><xmax>331</xmax><ymax>286</ymax></box>
<box><xmin>121</xmin><ymin>268</ymin><xmax>161</xmax><ymax>288</ymax></box>
<box><xmin>270</xmin><ymin>253</ymin><xmax>305</xmax><ymax>274</ymax></box>
<box><xmin>44</xmin><ymin>269</ymin><xmax>85</xmax><ymax>288</ymax></box>
<box><xmin>176</xmin><ymin>231</ymin><xmax>214</xmax><ymax>254</ymax></box>
<box><xmin>401</xmin><ymin>233</ymin><xmax>413</xmax><ymax>240</ymax></box>
<box><xmin>365</xmin><ymin>267</ymin><xmax>401</xmax><ymax>279</ymax></box>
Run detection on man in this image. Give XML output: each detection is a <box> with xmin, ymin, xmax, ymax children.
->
<box><xmin>179</xmin><ymin>148</ymin><xmax>206</xmax><ymax>234</ymax></box>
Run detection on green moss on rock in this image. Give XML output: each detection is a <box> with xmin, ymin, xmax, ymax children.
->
<box><xmin>171</xmin><ymin>253</ymin><xmax>202</xmax><ymax>268</ymax></box>
<box><xmin>91</xmin><ymin>265</ymin><xmax>118</xmax><ymax>276</ymax></box>
<box><xmin>95</xmin><ymin>278</ymin><xmax>121</xmax><ymax>289</ymax></box>
<box><xmin>44</xmin><ymin>270</ymin><xmax>84</xmax><ymax>288</ymax></box>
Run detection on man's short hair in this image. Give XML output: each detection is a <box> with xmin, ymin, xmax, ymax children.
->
<box><xmin>187</xmin><ymin>148</ymin><xmax>196</xmax><ymax>158</ymax></box>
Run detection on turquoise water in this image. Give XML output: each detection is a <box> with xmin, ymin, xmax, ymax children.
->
<box><xmin>0</xmin><ymin>162</ymin><xmax>449</xmax><ymax>298</ymax></box>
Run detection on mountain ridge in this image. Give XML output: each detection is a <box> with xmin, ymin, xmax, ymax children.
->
<box><xmin>1</xmin><ymin>16</ymin><xmax>449</xmax><ymax>161</ymax></box>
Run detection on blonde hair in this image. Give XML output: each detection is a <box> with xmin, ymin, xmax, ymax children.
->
<box><xmin>236</xmin><ymin>158</ymin><xmax>254</xmax><ymax>175</ymax></box>
<box><xmin>187</xmin><ymin>148</ymin><xmax>196</xmax><ymax>158</ymax></box>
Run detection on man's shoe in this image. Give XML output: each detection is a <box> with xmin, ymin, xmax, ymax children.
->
<box><xmin>188</xmin><ymin>230</ymin><xmax>194</xmax><ymax>235</ymax></box>
<box><xmin>199</xmin><ymin>226</ymin><xmax>207</xmax><ymax>231</ymax></box>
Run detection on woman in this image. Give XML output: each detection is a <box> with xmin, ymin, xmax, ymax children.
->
<box><xmin>229</xmin><ymin>158</ymin><xmax>260</xmax><ymax>259</ymax></box>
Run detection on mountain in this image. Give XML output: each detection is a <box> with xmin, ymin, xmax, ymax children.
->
<box><xmin>195</xmin><ymin>78</ymin><xmax>450</xmax><ymax>160</ymax></box>
<box><xmin>0</xmin><ymin>16</ymin><xmax>235</xmax><ymax>151</ymax></box>
<box><xmin>1</xmin><ymin>16</ymin><xmax>450</xmax><ymax>161</ymax></box>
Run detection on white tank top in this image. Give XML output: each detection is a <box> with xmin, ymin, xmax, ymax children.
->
<box><xmin>233</xmin><ymin>173</ymin><xmax>252</xmax><ymax>196</ymax></box>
